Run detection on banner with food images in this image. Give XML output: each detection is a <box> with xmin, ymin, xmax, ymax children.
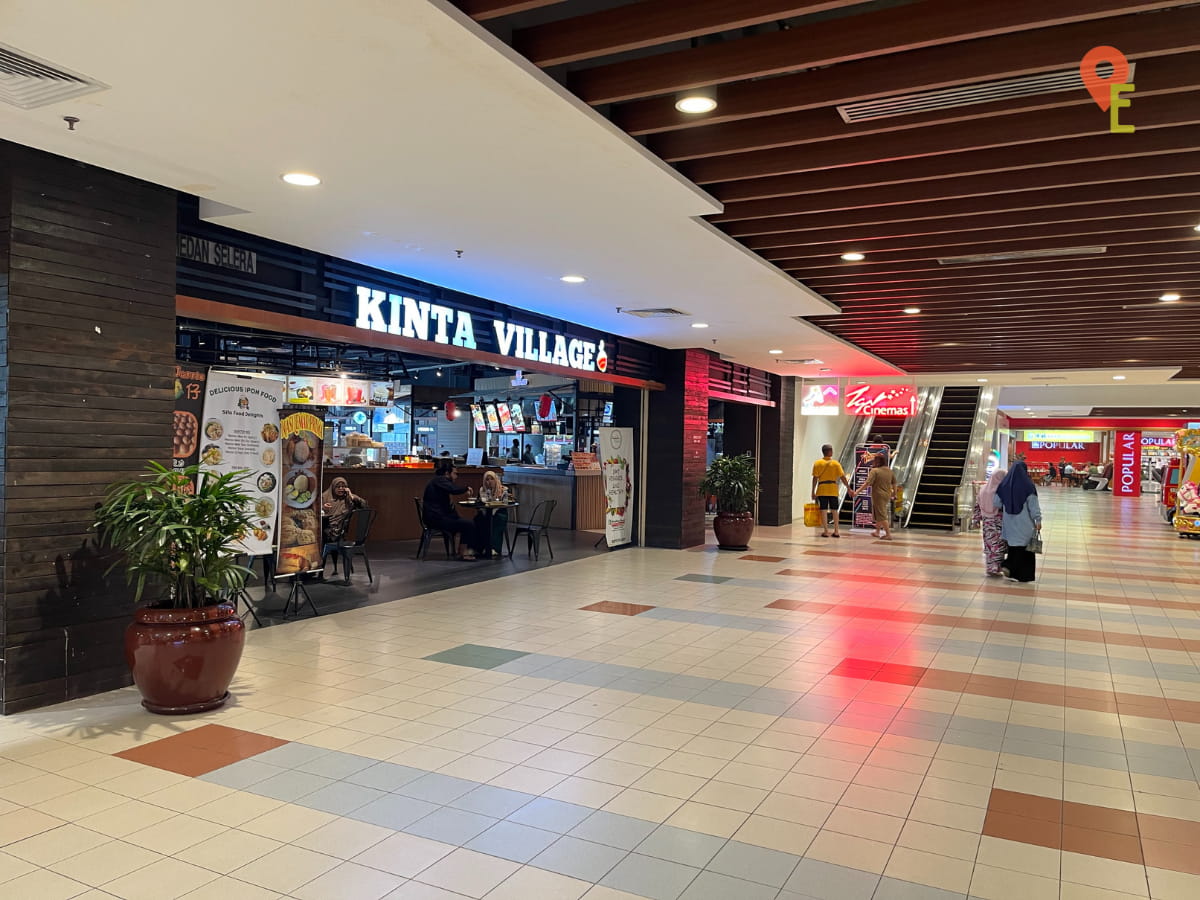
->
<box><xmin>198</xmin><ymin>372</ymin><xmax>284</xmax><ymax>556</ymax></box>
<box><xmin>599</xmin><ymin>427</ymin><xmax>634</xmax><ymax>548</ymax></box>
<box><xmin>173</xmin><ymin>363</ymin><xmax>208</xmax><ymax>489</ymax></box>
<box><xmin>275</xmin><ymin>410</ymin><xmax>326</xmax><ymax>576</ymax></box>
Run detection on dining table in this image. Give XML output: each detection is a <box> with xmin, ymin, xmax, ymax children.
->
<box><xmin>458</xmin><ymin>498</ymin><xmax>519</xmax><ymax>558</ymax></box>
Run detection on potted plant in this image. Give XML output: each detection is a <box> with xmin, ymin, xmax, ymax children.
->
<box><xmin>700</xmin><ymin>452</ymin><xmax>759</xmax><ymax>550</ymax></box>
<box><xmin>94</xmin><ymin>462</ymin><xmax>255</xmax><ymax>714</ymax></box>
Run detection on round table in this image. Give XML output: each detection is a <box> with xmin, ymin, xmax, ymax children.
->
<box><xmin>458</xmin><ymin>500</ymin><xmax>519</xmax><ymax>558</ymax></box>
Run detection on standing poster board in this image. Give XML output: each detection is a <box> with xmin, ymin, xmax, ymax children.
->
<box><xmin>276</xmin><ymin>411</ymin><xmax>327</xmax><ymax>575</ymax></box>
<box><xmin>199</xmin><ymin>372</ymin><xmax>283</xmax><ymax>556</ymax></box>
<box><xmin>173</xmin><ymin>363</ymin><xmax>208</xmax><ymax>488</ymax></box>
<box><xmin>599</xmin><ymin>427</ymin><xmax>634</xmax><ymax>548</ymax></box>
<box><xmin>851</xmin><ymin>442</ymin><xmax>891</xmax><ymax>531</ymax></box>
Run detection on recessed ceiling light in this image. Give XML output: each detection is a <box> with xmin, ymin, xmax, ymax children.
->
<box><xmin>1024</xmin><ymin>407</ymin><xmax>1032</xmax><ymax>411</ymax></box>
<box><xmin>1160</xmin><ymin>292</ymin><xmax>1181</xmax><ymax>302</ymax></box>
<box><xmin>768</xmin><ymin>349</ymin><xmax>784</xmax><ymax>354</ymax></box>
<box><xmin>840</xmin><ymin>252</ymin><xmax>866</xmax><ymax>261</ymax></box>
<box><xmin>560</xmin><ymin>275</ymin><xmax>586</xmax><ymax>284</ymax></box>
<box><xmin>903</xmin><ymin>307</ymin><xmax>921</xmax><ymax>314</ymax></box>
<box><xmin>977</xmin><ymin>378</ymin><xmax>988</xmax><ymax>383</ymax></box>
<box><xmin>691</xmin><ymin>322</ymin><xmax>709</xmax><ymax>329</ymax></box>
<box><xmin>1112</xmin><ymin>375</ymin><xmax>1126</xmax><ymax>380</ymax></box>
<box><xmin>675</xmin><ymin>88</ymin><xmax>717</xmax><ymax>114</ymax></box>
<box><xmin>820</xmin><ymin>367</ymin><xmax>832</xmax><ymax>372</ymax></box>
<box><xmin>1194</xmin><ymin>224</ymin><xmax>1200</xmax><ymax>232</ymax></box>
<box><xmin>281</xmin><ymin>172</ymin><xmax>321</xmax><ymax>186</ymax></box>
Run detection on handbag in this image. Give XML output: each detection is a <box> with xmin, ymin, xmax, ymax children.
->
<box><xmin>1026</xmin><ymin>505</ymin><xmax>1043</xmax><ymax>554</ymax></box>
<box><xmin>803</xmin><ymin>502</ymin><xmax>822</xmax><ymax>528</ymax></box>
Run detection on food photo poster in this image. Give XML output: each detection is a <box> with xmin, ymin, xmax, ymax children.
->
<box><xmin>198</xmin><ymin>372</ymin><xmax>284</xmax><ymax>556</ymax></box>
<box><xmin>276</xmin><ymin>410</ymin><xmax>326</xmax><ymax>576</ymax></box>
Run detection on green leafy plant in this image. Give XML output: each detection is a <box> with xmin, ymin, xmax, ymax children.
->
<box><xmin>699</xmin><ymin>452</ymin><xmax>759</xmax><ymax>515</ymax></box>
<box><xmin>94</xmin><ymin>462</ymin><xmax>255</xmax><ymax>609</ymax></box>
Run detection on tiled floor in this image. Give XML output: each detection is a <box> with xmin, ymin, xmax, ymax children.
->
<box><xmin>2</xmin><ymin>489</ymin><xmax>1200</xmax><ymax>899</ymax></box>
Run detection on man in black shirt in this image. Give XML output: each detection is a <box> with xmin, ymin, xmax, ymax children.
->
<box><xmin>422</xmin><ymin>462</ymin><xmax>485</xmax><ymax>560</ymax></box>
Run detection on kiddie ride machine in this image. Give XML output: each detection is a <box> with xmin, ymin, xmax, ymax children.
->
<box><xmin>1172</xmin><ymin>429</ymin><xmax>1200</xmax><ymax>538</ymax></box>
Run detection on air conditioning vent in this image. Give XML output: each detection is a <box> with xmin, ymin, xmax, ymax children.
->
<box><xmin>783</xmin><ymin>358</ymin><xmax>823</xmax><ymax>365</ymax></box>
<box><xmin>836</xmin><ymin>64</ymin><xmax>1133</xmax><ymax>123</ymax></box>
<box><xmin>0</xmin><ymin>43</ymin><xmax>108</xmax><ymax>109</ymax></box>
<box><xmin>621</xmin><ymin>307</ymin><xmax>691</xmax><ymax>318</ymax></box>
<box><xmin>939</xmin><ymin>246</ymin><xmax>1107</xmax><ymax>265</ymax></box>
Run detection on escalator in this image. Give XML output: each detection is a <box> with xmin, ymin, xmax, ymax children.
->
<box><xmin>906</xmin><ymin>386</ymin><xmax>981</xmax><ymax>530</ymax></box>
<box><xmin>839</xmin><ymin>416</ymin><xmax>905</xmax><ymax>526</ymax></box>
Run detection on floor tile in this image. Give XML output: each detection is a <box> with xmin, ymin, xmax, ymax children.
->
<box><xmin>484</xmin><ymin>865</ymin><xmax>591</xmax><ymax>900</ymax></box>
<box><xmin>101</xmin><ymin>856</ymin><xmax>217</xmax><ymax>900</ymax></box>
<box><xmin>231</xmin><ymin>844</ymin><xmax>340</xmax><ymax>894</ymax></box>
<box><xmin>415</xmin><ymin>847</ymin><xmax>520</xmax><ymax>898</ymax></box>
<box><xmin>508</xmin><ymin>798</ymin><xmax>593</xmax><ymax>833</ymax></box>
<box><xmin>404</xmin><ymin>806</ymin><xmax>498</xmax><ymax>845</ymax></box>
<box><xmin>350</xmin><ymin>794</ymin><xmax>442</xmax><ymax>830</ymax></box>
<box><xmin>599</xmin><ymin>852</ymin><xmax>700</xmax><ymax>900</ymax></box>
<box><xmin>678</xmin><ymin>870</ymin><xmax>777</xmax><ymax>900</ymax></box>
<box><xmin>351</xmin><ymin>832</ymin><xmax>456</xmax><ymax>878</ymax></box>
<box><xmin>290</xmin><ymin>860</ymin><xmax>405</xmax><ymax>900</ymax></box>
<box><xmin>532</xmin><ymin>835</ymin><xmax>628</xmax><ymax>882</ymax></box>
<box><xmin>465</xmin><ymin>820</ymin><xmax>558</xmax><ymax>863</ymax></box>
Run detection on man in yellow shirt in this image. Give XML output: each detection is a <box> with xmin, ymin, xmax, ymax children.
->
<box><xmin>812</xmin><ymin>444</ymin><xmax>851</xmax><ymax>538</ymax></box>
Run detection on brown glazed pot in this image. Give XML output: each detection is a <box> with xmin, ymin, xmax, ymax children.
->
<box><xmin>125</xmin><ymin>603</ymin><xmax>245</xmax><ymax>715</ymax></box>
<box><xmin>712</xmin><ymin>511</ymin><xmax>755</xmax><ymax>550</ymax></box>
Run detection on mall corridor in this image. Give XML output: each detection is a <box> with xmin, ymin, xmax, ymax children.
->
<box><xmin>1</xmin><ymin>490</ymin><xmax>1198</xmax><ymax>900</ymax></box>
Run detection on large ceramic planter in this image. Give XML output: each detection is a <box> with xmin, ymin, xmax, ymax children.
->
<box><xmin>713</xmin><ymin>511</ymin><xmax>755</xmax><ymax>550</ymax></box>
<box><xmin>125</xmin><ymin>603</ymin><xmax>245</xmax><ymax>714</ymax></box>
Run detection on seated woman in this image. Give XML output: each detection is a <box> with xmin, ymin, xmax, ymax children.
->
<box><xmin>479</xmin><ymin>470</ymin><xmax>510</xmax><ymax>555</ymax></box>
<box><xmin>322</xmin><ymin>477</ymin><xmax>365</xmax><ymax>545</ymax></box>
<box><xmin>422</xmin><ymin>461</ymin><xmax>485</xmax><ymax>560</ymax></box>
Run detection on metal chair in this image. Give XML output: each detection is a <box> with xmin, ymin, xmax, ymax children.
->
<box><xmin>509</xmin><ymin>499</ymin><xmax>556</xmax><ymax>560</ymax></box>
<box><xmin>335</xmin><ymin>507</ymin><xmax>378</xmax><ymax>583</ymax></box>
<box><xmin>414</xmin><ymin>497</ymin><xmax>455</xmax><ymax>559</ymax></box>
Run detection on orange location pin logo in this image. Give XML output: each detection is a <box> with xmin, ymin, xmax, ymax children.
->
<box><xmin>1081</xmin><ymin>46</ymin><xmax>1131</xmax><ymax>111</ymax></box>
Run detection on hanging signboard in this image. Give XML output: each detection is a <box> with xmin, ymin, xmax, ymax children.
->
<box><xmin>844</xmin><ymin>384</ymin><xmax>917</xmax><ymax>417</ymax></box>
<box><xmin>276</xmin><ymin>411</ymin><xmax>326</xmax><ymax>576</ymax></box>
<box><xmin>800</xmin><ymin>383</ymin><xmax>840</xmax><ymax>416</ymax></box>
<box><xmin>198</xmin><ymin>372</ymin><xmax>284</xmax><ymax>556</ymax></box>
<box><xmin>173</xmin><ymin>363</ymin><xmax>208</xmax><ymax>489</ymax></box>
<box><xmin>286</xmin><ymin>376</ymin><xmax>392</xmax><ymax>407</ymax></box>
<box><xmin>1025</xmin><ymin>430</ymin><xmax>1096</xmax><ymax>442</ymax></box>
<box><xmin>599</xmin><ymin>427</ymin><xmax>635</xmax><ymax>548</ymax></box>
<box><xmin>851</xmin><ymin>443</ymin><xmax>891</xmax><ymax>529</ymax></box>
<box><xmin>1114</xmin><ymin>430</ymin><xmax>1142</xmax><ymax>497</ymax></box>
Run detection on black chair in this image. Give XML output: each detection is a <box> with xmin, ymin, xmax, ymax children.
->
<box><xmin>335</xmin><ymin>507</ymin><xmax>378</xmax><ymax>583</ymax></box>
<box><xmin>509</xmin><ymin>499</ymin><xmax>556</xmax><ymax>560</ymax></box>
<box><xmin>414</xmin><ymin>497</ymin><xmax>455</xmax><ymax>559</ymax></box>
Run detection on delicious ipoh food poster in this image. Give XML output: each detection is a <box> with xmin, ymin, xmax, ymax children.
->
<box><xmin>276</xmin><ymin>411</ymin><xmax>325</xmax><ymax>575</ymax></box>
<box><xmin>198</xmin><ymin>372</ymin><xmax>284</xmax><ymax>556</ymax></box>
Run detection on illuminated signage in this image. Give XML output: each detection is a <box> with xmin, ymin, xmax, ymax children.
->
<box><xmin>1114</xmin><ymin>430</ymin><xmax>1141</xmax><ymax>497</ymax></box>
<box><xmin>801</xmin><ymin>384</ymin><xmax>839</xmax><ymax>417</ymax></box>
<box><xmin>844</xmin><ymin>384</ymin><xmax>916</xmax><ymax>417</ymax></box>
<box><xmin>1141</xmin><ymin>434</ymin><xmax>1175</xmax><ymax>448</ymax></box>
<box><xmin>355</xmin><ymin>286</ymin><xmax>607</xmax><ymax>374</ymax></box>
<box><xmin>1024</xmin><ymin>430</ymin><xmax>1096</xmax><ymax>443</ymax></box>
<box><xmin>1030</xmin><ymin>441</ymin><xmax>1087</xmax><ymax>451</ymax></box>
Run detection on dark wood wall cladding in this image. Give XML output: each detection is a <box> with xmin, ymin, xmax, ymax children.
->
<box><xmin>645</xmin><ymin>349</ymin><xmax>710</xmax><ymax>549</ymax></box>
<box><xmin>758</xmin><ymin>376</ymin><xmax>795</xmax><ymax>527</ymax></box>
<box><xmin>0</xmin><ymin>141</ymin><xmax>176</xmax><ymax>714</ymax></box>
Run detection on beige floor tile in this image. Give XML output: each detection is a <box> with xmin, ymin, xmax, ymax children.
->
<box><xmin>485</xmin><ymin>865</ymin><xmax>591</xmax><ymax>900</ymax></box>
<box><xmin>804</xmin><ymin>830</ymin><xmax>893</xmax><ymax>874</ymax></box>
<box><xmin>49</xmin><ymin>840</ymin><xmax>163</xmax><ymax>887</ymax></box>
<box><xmin>884</xmin><ymin>846</ymin><xmax>974</xmax><ymax>894</ymax></box>
<box><xmin>1060</xmin><ymin>852</ymin><xmax>1150</xmax><ymax>897</ymax></box>
<box><xmin>600</xmin><ymin>788</ymin><xmax>682</xmax><ymax>822</ymax></box>
<box><xmin>176</xmin><ymin>830</ymin><xmax>282</xmax><ymax>874</ymax></box>
<box><xmin>5</xmin><ymin>823</ymin><xmax>110</xmax><ymax>866</ymax></box>
<box><xmin>0</xmin><ymin>808</ymin><xmax>66</xmax><ymax>848</ymax></box>
<box><xmin>975</xmin><ymin>835</ymin><xmax>1061</xmax><ymax>880</ymax></box>
<box><xmin>103</xmin><ymin>856</ymin><xmax>218</xmax><ymax>900</ymax></box>
<box><xmin>689</xmin><ymin>780</ymin><xmax>767</xmax><ymax>813</ymax></box>
<box><xmin>543</xmin><ymin>777</ymin><xmax>625</xmax><ymax>809</ymax></box>
<box><xmin>415</xmin><ymin>848</ymin><xmax>519</xmax><ymax>899</ymax></box>
<box><xmin>0</xmin><ymin>867</ymin><xmax>92</xmax><ymax>899</ymax></box>
<box><xmin>0</xmin><ymin>848</ymin><xmax>37</xmax><ymax>883</ymax></box>
<box><xmin>231</xmin><ymin>845</ymin><xmax>340</xmax><ymax>894</ymax></box>
<box><xmin>664</xmin><ymin>801</ymin><xmax>748</xmax><ymax>838</ymax></box>
<box><xmin>292</xmin><ymin>818</ymin><xmax>393</xmax><ymax>860</ymax></box>
<box><xmin>896</xmin><ymin>819</ymin><xmax>979</xmax><ymax>860</ymax></box>
<box><xmin>352</xmin><ymin>832</ymin><xmax>456</xmax><ymax>879</ymax></box>
<box><xmin>732</xmin><ymin>814</ymin><xmax>818</xmax><ymax>855</ymax></box>
<box><xmin>191</xmin><ymin>793</ymin><xmax>284</xmax><ymax>828</ymax></box>
<box><xmin>140</xmin><ymin>780</ymin><xmax>233</xmax><ymax>813</ymax></box>
<box><xmin>239</xmin><ymin>804</ymin><xmax>335</xmax><ymax>843</ymax></box>
<box><xmin>487</xmin><ymin>765</ymin><xmax>565</xmax><ymax>795</ymax></box>
<box><xmin>1146</xmin><ymin>867</ymin><xmax>1200</xmax><ymax>900</ymax></box>
<box><xmin>289</xmin><ymin>861</ymin><xmax>405</xmax><ymax>900</ymax></box>
<box><xmin>123</xmin><ymin>814</ymin><xmax>229</xmax><ymax>855</ymax></box>
<box><xmin>969</xmin><ymin>864</ymin><xmax>1060</xmax><ymax>900</ymax></box>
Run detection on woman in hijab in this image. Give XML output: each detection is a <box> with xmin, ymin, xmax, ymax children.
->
<box><xmin>997</xmin><ymin>462</ymin><xmax>1042</xmax><ymax>583</ymax></box>
<box><xmin>855</xmin><ymin>454</ymin><xmax>897</xmax><ymax>540</ymax></box>
<box><xmin>970</xmin><ymin>468</ymin><xmax>1007</xmax><ymax>576</ymax></box>
<box><xmin>322</xmin><ymin>476</ymin><xmax>366</xmax><ymax>546</ymax></box>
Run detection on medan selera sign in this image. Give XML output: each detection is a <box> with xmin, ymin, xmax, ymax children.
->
<box><xmin>354</xmin><ymin>286</ymin><xmax>608</xmax><ymax>374</ymax></box>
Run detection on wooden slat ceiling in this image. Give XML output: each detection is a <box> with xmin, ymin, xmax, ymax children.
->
<box><xmin>460</xmin><ymin>0</ymin><xmax>1200</xmax><ymax>374</ymax></box>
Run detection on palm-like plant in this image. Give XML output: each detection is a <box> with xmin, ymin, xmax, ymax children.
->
<box><xmin>94</xmin><ymin>462</ymin><xmax>255</xmax><ymax>608</ymax></box>
<box><xmin>699</xmin><ymin>452</ymin><xmax>759</xmax><ymax>515</ymax></box>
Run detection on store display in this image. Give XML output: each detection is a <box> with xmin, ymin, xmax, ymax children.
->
<box><xmin>510</xmin><ymin>402</ymin><xmax>527</xmax><ymax>432</ymax></box>
<box><xmin>498</xmin><ymin>402</ymin><xmax>515</xmax><ymax>433</ymax></box>
<box><xmin>485</xmin><ymin>403</ymin><xmax>501</xmax><ymax>432</ymax></box>
<box><xmin>470</xmin><ymin>404</ymin><xmax>487</xmax><ymax>432</ymax></box>
<box><xmin>173</xmin><ymin>364</ymin><xmax>208</xmax><ymax>484</ymax></box>
<box><xmin>276</xmin><ymin>411</ymin><xmax>325</xmax><ymax>575</ymax></box>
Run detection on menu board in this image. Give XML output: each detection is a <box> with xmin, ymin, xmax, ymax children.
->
<box><xmin>173</xmin><ymin>363</ymin><xmax>208</xmax><ymax>488</ymax></box>
<box><xmin>484</xmin><ymin>403</ymin><xmax>501</xmax><ymax>432</ymax></box>
<box><xmin>199</xmin><ymin>372</ymin><xmax>284</xmax><ymax>556</ymax></box>
<box><xmin>470</xmin><ymin>404</ymin><xmax>487</xmax><ymax>432</ymax></box>
<box><xmin>498</xmin><ymin>403</ymin><xmax>515</xmax><ymax>434</ymax></box>
<box><xmin>599</xmin><ymin>428</ymin><xmax>634</xmax><ymax>548</ymax></box>
<box><xmin>276</xmin><ymin>411</ymin><xmax>326</xmax><ymax>576</ymax></box>
<box><xmin>570</xmin><ymin>451</ymin><xmax>599</xmax><ymax>470</ymax></box>
<box><xmin>510</xmin><ymin>402</ymin><xmax>527</xmax><ymax>433</ymax></box>
<box><xmin>287</xmin><ymin>376</ymin><xmax>391</xmax><ymax>408</ymax></box>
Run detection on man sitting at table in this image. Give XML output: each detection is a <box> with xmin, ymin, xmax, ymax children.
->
<box><xmin>423</xmin><ymin>461</ymin><xmax>485</xmax><ymax>561</ymax></box>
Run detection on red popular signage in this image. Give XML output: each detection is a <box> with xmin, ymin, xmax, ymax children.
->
<box><xmin>1114</xmin><ymin>430</ymin><xmax>1142</xmax><ymax>497</ymax></box>
<box><xmin>844</xmin><ymin>384</ymin><xmax>917</xmax><ymax>417</ymax></box>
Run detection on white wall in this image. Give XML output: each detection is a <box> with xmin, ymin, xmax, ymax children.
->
<box><xmin>791</xmin><ymin>403</ymin><xmax>855</xmax><ymax>521</ymax></box>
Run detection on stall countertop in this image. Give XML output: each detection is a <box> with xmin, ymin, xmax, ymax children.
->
<box><xmin>503</xmin><ymin>465</ymin><xmax>601</xmax><ymax>477</ymax></box>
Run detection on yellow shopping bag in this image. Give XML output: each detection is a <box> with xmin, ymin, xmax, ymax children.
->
<box><xmin>803</xmin><ymin>502</ymin><xmax>822</xmax><ymax>528</ymax></box>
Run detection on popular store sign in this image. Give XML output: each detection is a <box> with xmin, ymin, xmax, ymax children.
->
<box><xmin>1114</xmin><ymin>430</ymin><xmax>1142</xmax><ymax>497</ymax></box>
<box><xmin>354</xmin><ymin>286</ymin><xmax>608</xmax><ymax>374</ymax></box>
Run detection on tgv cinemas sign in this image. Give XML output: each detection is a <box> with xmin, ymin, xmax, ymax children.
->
<box><xmin>354</xmin><ymin>286</ymin><xmax>608</xmax><ymax>374</ymax></box>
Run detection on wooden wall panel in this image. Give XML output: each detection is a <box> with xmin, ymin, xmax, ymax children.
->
<box><xmin>758</xmin><ymin>376</ymin><xmax>795</xmax><ymax>527</ymax></box>
<box><xmin>0</xmin><ymin>141</ymin><xmax>176</xmax><ymax>713</ymax></box>
<box><xmin>645</xmin><ymin>349</ymin><xmax>711</xmax><ymax>549</ymax></box>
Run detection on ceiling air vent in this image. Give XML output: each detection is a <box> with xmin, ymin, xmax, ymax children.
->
<box><xmin>621</xmin><ymin>307</ymin><xmax>691</xmax><ymax>318</ymax></box>
<box><xmin>836</xmin><ymin>64</ymin><xmax>1133</xmax><ymax>123</ymax></box>
<box><xmin>783</xmin><ymin>358</ymin><xmax>823</xmax><ymax>365</ymax></box>
<box><xmin>0</xmin><ymin>43</ymin><xmax>108</xmax><ymax>109</ymax></box>
<box><xmin>938</xmin><ymin>246</ymin><xmax>1107</xmax><ymax>265</ymax></box>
